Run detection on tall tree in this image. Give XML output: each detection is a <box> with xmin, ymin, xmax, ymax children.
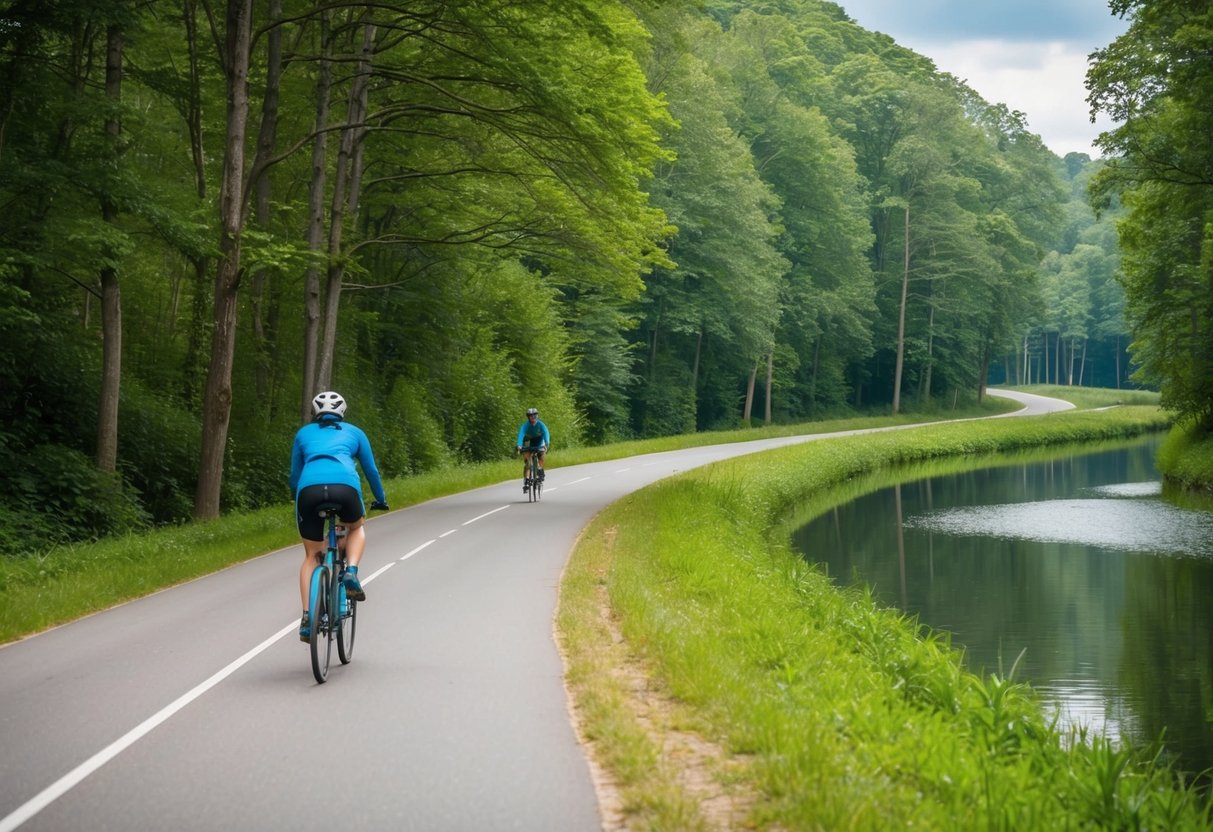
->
<box><xmin>193</xmin><ymin>0</ymin><xmax>255</xmax><ymax>519</ymax></box>
<box><xmin>1088</xmin><ymin>0</ymin><xmax>1213</xmax><ymax>427</ymax></box>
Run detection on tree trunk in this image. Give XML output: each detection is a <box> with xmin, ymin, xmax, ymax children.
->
<box><xmin>301</xmin><ymin>10</ymin><xmax>332</xmax><ymax>421</ymax></box>
<box><xmin>977</xmin><ymin>343</ymin><xmax>990</xmax><ymax>403</ymax></box>
<box><xmin>250</xmin><ymin>0</ymin><xmax>282</xmax><ymax>407</ymax></box>
<box><xmin>316</xmin><ymin>15</ymin><xmax>374</xmax><ymax>392</ymax></box>
<box><xmin>179</xmin><ymin>0</ymin><xmax>209</xmax><ymax>407</ymax></box>
<box><xmin>1042</xmin><ymin>329</ymin><xmax>1050</xmax><ymax>384</ymax></box>
<box><xmin>892</xmin><ymin>204</ymin><xmax>909</xmax><ymax>415</ymax></box>
<box><xmin>920</xmin><ymin>302</ymin><xmax>934</xmax><ymax>403</ymax></box>
<box><xmin>742</xmin><ymin>363</ymin><xmax>757</xmax><ymax>423</ymax></box>
<box><xmin>690</xmin><ymin>328</ymin><xmax>702</xmax><ymax>390</ymax></box>
<box><xmin>1115</xmin><ymin>334</ymin><xmax>1122</xmax><ymax>389</ymax></box>
<box><xmin>194</xmin><ymin>0</ymin><xmax>254</xmax><ymax>520</ymax></box>
<box><xmin>763</xmin><ymin>350</ymin><xmax>773</xmax><ymax>424</ymax></box>
<box><xmin>1055</xmin><ymin>332</ymin><xmax>1061</xmax><ymax>386</ymax></box>
<box><xmin>809</xmin><ymin>336</ymin><xmax>821</xmax><ymax>416</ymax></box>
<box><xmin>96</xmin><ymin>22</ymin><xmax>123</xmax><ymax>474</ymax></box>
<box><xmin>1078</xmin><ymin>338</ymin><xmax>1087</xmax><ymax>386</ymax></box>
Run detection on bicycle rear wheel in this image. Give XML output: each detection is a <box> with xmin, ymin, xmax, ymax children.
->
<box><xmin>337</xmin><ymin>588</ymin><xmax>357</xmax><ymax>664</ymax></box>
<box><xmin>309</xmin><ymin>566</ymin><xmax>333</xmax><ymax>683</ymax></box>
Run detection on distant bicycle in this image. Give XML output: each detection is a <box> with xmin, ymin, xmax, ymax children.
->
<box><xmin>306</xmin><ymin>504</ymin><xmax>357</xmax><ymax>683</ymax></box>
<box><xmin>520</xmin><ymin>443</ymin><xmax>545</xmax><ymax>502</ymax></box>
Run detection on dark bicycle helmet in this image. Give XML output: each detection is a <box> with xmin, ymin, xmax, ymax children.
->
<box><xmin>526</xmin><ymin>407</ymin><xmax>539</xmax><ymax>417</ymax></box>
<box><xmin>312</xmin><ymin>390</ymin><xmax>347</xmax><ymax>419</ymax></box>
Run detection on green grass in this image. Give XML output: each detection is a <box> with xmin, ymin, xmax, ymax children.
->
<box><xmin>1158</xmin><ymin>418</ymin><xmax>1213</xmax><ymax>495</ymax></box>
<box><xmin>1013</xmin><ymin>383</ymin><xmax>1160</xmax><ymax>410</ymax></box>
<box><xmin>558</xmin><ymin>403</ymin><xmax>1213</xmax><ymax>829</ymax></box>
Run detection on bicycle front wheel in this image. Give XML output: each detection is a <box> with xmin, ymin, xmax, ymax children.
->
<box><xmin>309</xmin><ymin>566</ymin><xmax>333</xmax><ymax>683</ymax></box>
<box><xmin>338</xmin><ymin>587</ymin><xmax>357</xmax><ymax>664</ymax></box>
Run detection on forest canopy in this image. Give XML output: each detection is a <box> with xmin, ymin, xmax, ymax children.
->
<box><xmin>0</xmin><ymin>0</ymin><xmax>1134</xmax><ymax>548</ymax></box>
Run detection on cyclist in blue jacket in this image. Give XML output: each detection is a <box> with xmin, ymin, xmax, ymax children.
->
<box><xmin>515</xmin><ymin>406</ymin><xmax>550</xmax><ymax>493</ymax></box>
<box><xmin>290</xmin><ymin>391</ymin><xmax>388</xmax><ymax>641</ymax></box>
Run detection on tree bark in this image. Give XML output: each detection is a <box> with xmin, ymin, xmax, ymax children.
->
<box><xmin>892</xmin><ymin>204</ymin><xmax>909</xmax><ymax>415</ymax></box>
<box><xmin>921</xmin><ymin>302</ymin><xmax>934</xmax><ymax>403</ymax></box>
<box><xmin>316</xmin><ymin>14</ymin><xmax>374</xmax><ymax>392</ymax></box>
<box><xmin>743</xmin><ymin>363</ymin><xmax>757</xmax><ymax>423</ymax></box>
<box><xmin>180</xmin><ymin>0</ymin><xmax>209</xmax><ymax>407</ymax></box>
<box><xmin>96</xmin><ymin>22</ymin><xmax>124</xmax><ymax>474</ymax></box>
<box><xmin>194</xmin><ymin>0</ymin><xmax>254</xmax><ymax>520</ymax></box>
<box><xmin>301</xmin><ymin>10</ymin><xmax>332</xmax><ymax>421</ymax></box>
<box><xmin>763</xmin><ymin>350</ymin><xmax>773</xmax><ymax>424</ymax></box>
<box><xmin>250</xmin><ymin>0</ymin><xmax>283</xmax><ymax>407</ymax></box>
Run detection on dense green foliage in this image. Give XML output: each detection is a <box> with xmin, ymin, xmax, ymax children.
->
<box><xmin>1088</xmin><ymin>0</ymin><xmax>1213</xmax><ymax>432</ymax></box>
<box><xmin>1</xmin><ymin>0</ymin><xmax>1140</xmax><ymax>545</ymax></box>
<box><xmin>561</xmin><ymin>405</ymin><xmax>1213</xmax><ymax>829</ymax></box>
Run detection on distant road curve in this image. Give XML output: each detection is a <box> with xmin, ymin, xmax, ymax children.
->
<box><xmin>986</xmin><ymin>387</ymin><xmax>1077</xmax><ymax>416</ymax></box>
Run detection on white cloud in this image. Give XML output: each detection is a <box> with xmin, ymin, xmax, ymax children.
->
<box><xmin>838</xmin><ymin>0</ymin><xmax>1129</xmax><ymax>158</ymax></box>
<box><xmin>913</xmin><ymin>38</ymin><xmax>1117</xmax><ymax>157</ymax></box>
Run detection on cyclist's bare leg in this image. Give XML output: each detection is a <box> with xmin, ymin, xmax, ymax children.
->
<box><xmin>342</xmin><ymin>517</ymin><xmax>366</xmax><ymax>568</ymax></box>
<box><xmin>298</xmin><ymin>539</ymin><xmax>325</xmax><ymax>608</ymax></box>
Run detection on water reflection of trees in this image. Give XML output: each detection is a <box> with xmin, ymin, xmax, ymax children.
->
<box><xmin>793</xmin><ymin>437</ymin><xmax>1213</xmax><ymax>780</ymax></box>
<box><xmin>1120</xmin><ymin>556</ymin><xmax>1213</xmax><ymax>780</ymax></box>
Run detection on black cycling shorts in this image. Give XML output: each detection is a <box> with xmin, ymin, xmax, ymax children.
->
<box><xmin>522</xmin><ymin>442</ymin><xmax>545</xmax><ymax>454</ymax></box>
<box><xmin>295</xmin><ymin>483</ymin><xmax>364</xmax><ymax>542</ymax></box>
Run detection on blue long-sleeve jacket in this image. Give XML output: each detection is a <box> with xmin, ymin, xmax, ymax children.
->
<box><xmin>516</xmin><ymin>419</ymin><xmax>550</xmax><ymax>448</ymax></box>
<box><xmin>289</xmin><ymin>418</ymin><xmax>386</xmax><ymax>503</ymax></box>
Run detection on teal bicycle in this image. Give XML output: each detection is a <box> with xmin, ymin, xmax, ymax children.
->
<box><xmin>307</xmin><ymin>505</ymin><xmax>357</xmax><ymax>683</ymax></box>
<box><xmin>520</xmin><ymin>443</ymin><xmax>545</xmax><ymax>502</ymax></box>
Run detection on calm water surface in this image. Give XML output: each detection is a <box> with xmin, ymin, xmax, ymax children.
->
<box><xmin>791</xmin><ymin>437</ymin><xmax>1213</xmax><ymax>777</ymax></box>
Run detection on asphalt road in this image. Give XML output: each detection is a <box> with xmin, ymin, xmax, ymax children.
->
<box><xmin>0</xmin><ymin>389</ymin><xmax>1070</xmax><ymax>831</ymax></box>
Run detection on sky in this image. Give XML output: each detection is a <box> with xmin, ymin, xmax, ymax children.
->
<box><xmin>837</xmin><ymin>0</ymin><xmax>1131</xmax><ymax>158</ymax></box>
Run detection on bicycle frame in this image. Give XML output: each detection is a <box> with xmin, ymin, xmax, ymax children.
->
<box><xmin>522</xmin><ymin>445</ymin><xmax>544</xmax><ymax>502</ymax></box>
<box><xmin>308</xmin><ymin>505</ymin><xmax>357</xmax><ymax>683</ymax></box>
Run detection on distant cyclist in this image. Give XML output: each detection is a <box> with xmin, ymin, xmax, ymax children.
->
<box><xmin>515</xmin><ymin>406</ymin><xmax>550</xmax><ymax>494</ymax></box>
<box><xmin>290</xmin><ymin>391</ymin><xmax>388</xmax><ymax>642</ymax></box>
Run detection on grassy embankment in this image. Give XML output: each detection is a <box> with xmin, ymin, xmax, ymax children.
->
<box><xmin>0</xmin><ymin>399</ymin><xmax>1013</xmax><ymax>644</ymax></box>
<box><xmin>557</xmin><ymin>391</ymin><xmax>1213</xmax><ymax>829</ymax></box>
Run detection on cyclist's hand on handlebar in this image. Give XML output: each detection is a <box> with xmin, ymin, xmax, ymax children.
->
<box><xmin>516</xmin><ymin>445</ymin><xmax>522</xmax><ymax>454</ymax></box>
<box><xmin>369</xmin><ymin>500</ymin><xmax>389</xmax><ymax>511</ymax></box>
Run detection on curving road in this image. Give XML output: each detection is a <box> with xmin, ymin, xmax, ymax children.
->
<box><xmin>0</xmin><ymin>389</ymin><xmax>1070</xmax><ymax>831</ymax></box>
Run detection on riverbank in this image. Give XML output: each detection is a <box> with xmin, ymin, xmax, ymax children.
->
<box><xmin>1159</xmin><ymin>419</ymin><xmax>1213</xmax><ymax>493</ymax></box>
<box><xmin>557</xmin><ymin>402</ymin><xmax>1211</xmax><ymax>829</ymax></box>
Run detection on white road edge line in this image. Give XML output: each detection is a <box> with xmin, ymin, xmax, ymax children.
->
<box><xmin>566</xmin><ymin>477</ymin><xmax>592</xmax><ymax>486</ymax></box>
<box><xmin>400</xmin><ymin>539</ymin><xmax>435</xmax><ymax>561</ymax></box>
<box><xmin>364</xmin><ymin>561</ymin><xmax>393</xmax><ymax>582</ymax></box>
<box><xmin>614</xmin><ymin>468</ymin><xmax>631</xmax><ymax>473</ymax></box>
<box><xmin>463</xmin><ymin>505</ymin><xmax>509</xmax><ymax>525</ymax></box>
<box><xmin>0</xmin><ymin>623</ymin><xmax>297</xmax><ymax>832</ymax></box>
<box><xmin>438</xmin><ymin>528</ymin><xmax>458</xmax><ymax>538</ymax></box>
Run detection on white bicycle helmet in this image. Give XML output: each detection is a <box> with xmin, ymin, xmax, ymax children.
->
<box><xmin>312</xmin><ymin>390</ymin><xmax>347</xmax><ymax>419</ymax></box>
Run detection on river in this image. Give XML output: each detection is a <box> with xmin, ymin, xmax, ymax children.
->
<box><xmin>791</xmin><ymin>436</ymin><xmax>1213</xmax><ymax>779</ymax></box>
